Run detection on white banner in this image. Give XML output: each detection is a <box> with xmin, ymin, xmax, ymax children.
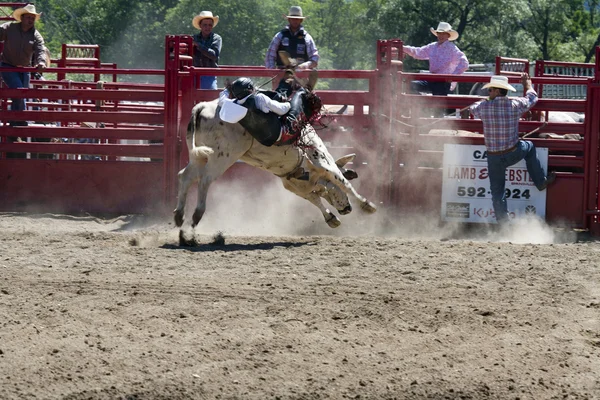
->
<box><xmin>441</xmin><ymin>144</ymin><xmax>548</xmax><ymax>223</ymax></box>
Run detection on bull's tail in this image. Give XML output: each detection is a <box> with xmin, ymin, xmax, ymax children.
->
<box><xmin>187</xmin><ymin>104</ymin><xmax>215</xmax><ymax>164</ymax></box>
<box><xmin>191</xmin><ymin>146</ymin><xmax>214</xmax><ymax>164</ymax></box>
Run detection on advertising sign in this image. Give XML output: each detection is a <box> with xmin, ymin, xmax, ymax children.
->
<box><xmin>441</xmin><ymin>144</ymin><xmax>548</xmax><ymax>223</ymax></box>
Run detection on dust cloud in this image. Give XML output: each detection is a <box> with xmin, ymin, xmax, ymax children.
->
<box><xmin>172</xmin><ymin>88</ymin><xmax>566</xmax><ymax>245</ymax></box>
<box><xmin>177</xmin><ymin>175</ymin><xmax>567</xmax><ymax>245</ymax></box>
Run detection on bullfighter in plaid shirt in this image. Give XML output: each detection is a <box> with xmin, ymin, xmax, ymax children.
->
<box><xmin>469</xmin><ymin>73</ymin><xmax>556</xmax><ymax>225</ymax></box>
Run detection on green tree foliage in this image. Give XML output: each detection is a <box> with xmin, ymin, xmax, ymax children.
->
<box><xmin>24</xmin><ymin>0</ymin><xmax>600</xmax><ymax>73</ymax></box>
<box><xmin>35</xmin><ymin>0</ymin><xmax>178</xmax><ymax>67</ymax></box>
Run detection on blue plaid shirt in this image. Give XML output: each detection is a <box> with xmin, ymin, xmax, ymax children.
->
<box><xmin>469</xmin><ymin>89</ymin><xmax>538</xmax><ymax>152</ymax></box>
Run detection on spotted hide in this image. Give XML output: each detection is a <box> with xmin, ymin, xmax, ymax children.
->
<box><xmin>174</xmin><ymin>99</ymin><xmax>377</xmax><ymax>230</ymax></box>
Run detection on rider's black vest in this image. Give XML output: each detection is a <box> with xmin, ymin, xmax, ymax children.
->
<box><xmin>237</xmin><ymin>94</ymin><xmax>282</xmax><ymax>147</ymax></box>
<box><xmin>276</xmin><ymin>28</ymin><xmax>308</xmax><ymax>67</ymax></box>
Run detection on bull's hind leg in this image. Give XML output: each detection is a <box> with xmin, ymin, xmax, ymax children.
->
<box><xmin>191</xmin><ymin>176</ymin><xmax>212</xmax><ymax>227</ymax></box>
<box><xmin>189</xmin><ymin>149</ymin><xmax>250</xmax><ymax>228</ymax></box>
<box><xmin>174</xmin><ymin>164</ymin><xmax>198</xmax><ymax>227</ymax></box>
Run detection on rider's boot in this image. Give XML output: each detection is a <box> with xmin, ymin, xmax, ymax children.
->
<box><xmin>274</xmin><ymin>69</ymin><xmax>296</xmax><ymax>100</ymax></box>
<box><xmin>275</xmin><ymin>89</ymin><xmax>308</xmax><ymax>146</ymax></box>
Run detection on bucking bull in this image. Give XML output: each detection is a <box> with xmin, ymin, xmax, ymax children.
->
<box><xmin>174</xmin><ymin>99</ymin><xmax>377</xmax><ymax>230</ymax></box>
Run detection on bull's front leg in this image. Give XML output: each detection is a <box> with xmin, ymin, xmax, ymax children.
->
<box><xmin>282</xmin><ymin>179</ymin><xmax>342</xmax><ymax>228</ymax></box>
<box><xmin>300</xmin><ymin>191</ymin><xmax>342</xmax><ymax>228</ymax></box>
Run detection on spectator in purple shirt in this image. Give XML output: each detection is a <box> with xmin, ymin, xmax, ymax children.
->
<box><xmin>469</xmin><ymin>73</ymin><xmax>556</xmax><ymax>225</ymax></box>
<box><xmin>403</xmin><ymin>22</ymin><xmax>469</xmax><ymax>96</ymax></box>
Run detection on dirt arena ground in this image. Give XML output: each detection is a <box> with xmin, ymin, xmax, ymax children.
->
<box><xmin>1</xmin><ymin>180</ymin><xmax>599</xmax><ymax>399</ymax></box>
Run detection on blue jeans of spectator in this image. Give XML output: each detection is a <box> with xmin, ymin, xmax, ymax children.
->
<box><xmin>1</xmin><ymin>62</ymin><xmax>30</xmax><ymax>111</ymax></box>
<box><xmin>200</xmin><ymin>75</ymin><xmax>217</xmax><ymax>90</ymax></box>
<box><xmin>410</xmin><ymin>80</ymin><xmax>451</xmax><ymax>96</ymax></box>
<box><xmin>487</xmin><ymin>140</ymin><xmax>547</xmax><ymax>223</ymax></box>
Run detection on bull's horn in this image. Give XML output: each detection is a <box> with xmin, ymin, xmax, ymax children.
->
<box><xmin>335</xmin><ymin>153</ymin><xmax>356</xmax><ymax>168</ymax></box>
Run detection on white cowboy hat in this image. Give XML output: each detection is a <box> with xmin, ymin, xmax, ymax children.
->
<box><xmin>192</xmin><ymin>11</ymin><xmax>219</xmax><ymax>30</ymax></box>
<box><xmin>482</xmin><ymin>75</ymin><xmax>517</xmax><ymax>92</ymax></box>
<box><xmin>12</xmin><ymin>4</ymin><xmax>42</xmax><ymax>22</ymax></box>
<box><xmin>286</xmin><ymin>6</ymin><xmax>305</xmax><ymax>19</ymax></box>
<box><xmin>430</xmin><ymin>22</ymin><xmax>459</xmax><ymax>41</ymax></box>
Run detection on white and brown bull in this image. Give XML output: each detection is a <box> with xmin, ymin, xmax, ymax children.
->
<box><xmin>174</xmin><ymin>100</ymin><xmax>377</xmax><ymax>230</ymax></box>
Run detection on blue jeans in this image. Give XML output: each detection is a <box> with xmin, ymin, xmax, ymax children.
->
<box><xmin>200</xmin><ymin>75</ymin><xmax>217</xmax><ymax>90</ymax></box>
<box><xmin>411</xmin><ymin>80</ymin><xmax>451</xmax><ymax>96</ymax></box>
<box><xmin>0</xmin><ymin>62</ymin><xmax>30</xmax><ymax>111</ymax></box>
<box><xmin>487</xmin><ymin>140</ymin><xmax>547</xmax><ymax>223</ymax></box>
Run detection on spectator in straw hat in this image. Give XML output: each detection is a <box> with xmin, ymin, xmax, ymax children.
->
<box><xmin>0</xmin><ymin>3</ymin><xmax>47</xmax><ymax>131</ymax></box>
<box><xmin>265</xmin><ymin>6</ymin><xmax>319</xmax><ymax>70</ymax></box>
<box><xmin>469</xmin><ymin>73</ymin><xmax>556</xmax><ymax>225</ymax></box>
<box><xmin>403</xmin><ymin>22</ymin><xmax>469</xmax><ymax>96</ymax></box>
<box><xmin>192</xmin><ymin>11</ymin><xmax>222</xmax><ymax>90</ymax></box>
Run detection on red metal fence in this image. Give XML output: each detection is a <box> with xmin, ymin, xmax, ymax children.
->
<box><xmin>1</xmin><ymin>35</ymin><xmax>600</xmax><ymax>233</ymax></box>
<box><xmin>377</xmin><ymin>40</ymin><xmax>600</xmax><ymax>233</ymax></box>
<box><xmin>0</xmin><ymin>61</ymin><xmax>166</xmax><ymax>214</ymax></box>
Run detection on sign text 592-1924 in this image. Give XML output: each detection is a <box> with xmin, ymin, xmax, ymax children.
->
<box><xmin>456</xmin><ymin>186</ymin><xmax>531</xmax><ymax>199</ymax></box>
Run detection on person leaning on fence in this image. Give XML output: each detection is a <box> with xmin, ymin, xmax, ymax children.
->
<box><xmin>0</xmin><ymin>4</ymin><xmax>47</xmax><ymax>133</ymax></box>
<box><xmin>192</xmin><ymin>11</ymin><xmax>222</xmax><ymax>90</ymax></box>
<box><xmin>469</xmin><ymin>73</ymin><xmax>556</xmax><ymax>226</ymax></box>
<box><xmin>403</xmin><ymin>22</ymin><xmax>468</xmax><ymax>96</ymax></box>
<box><xmin>265</xmin><ymin>6</ymin><xmax>319</xmax><ymax>70</ymax></box>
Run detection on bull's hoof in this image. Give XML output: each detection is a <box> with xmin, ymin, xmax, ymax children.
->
<box><xmin>343</xmin><ymin>169</ymin><xmax>358</xmax><ymax>180</ymax></box>
<box><xmin>179</xmin><ymin>229</ymin><xmax>199</xmax><ymax>247</ymax></box>
<box><xmin>174</xmin><ymin>209</ymin><xmax>184</xmax><ymax>227</ymax></box>
<box><xmin>361</xmin><ymin>201</ymin><xmax>377</xmax><ymax>214</ymax></box>
<box><xmin>325</xmin><ymin>213</ymin><xmax>341</xmax><ymax>228</ymax></box>
<box><xmin>338</xmin><ymin>205</ymin><xmax>352</xmax><ymax>215</ymax></box>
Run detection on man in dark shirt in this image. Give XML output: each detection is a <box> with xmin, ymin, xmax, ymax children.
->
<box><xmin>265</xmin><ymin>6</ymin><xmax>319</xmax><ymax>70</ymax></box>
<box><xmin>0</xmin><ymin>4</ymin><xmax>47</xmax><ymax>125</ymax></box>
<box><xmin>192</xmin><ymin>11</ymin><xmax>222</xmax><ymax>90</ymax></box>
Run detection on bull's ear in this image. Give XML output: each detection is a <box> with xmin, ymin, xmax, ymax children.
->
<box><xmin>335</xmin><ymin>153</ymin><xmax>356</xmax><ymax>168</ymax></box>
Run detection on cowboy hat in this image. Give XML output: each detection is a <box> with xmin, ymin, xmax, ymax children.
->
<box><xmin>12</xmin><ymin>4</ymin><xmax>42</xmax><ymax>22</ymax></box>
<box><xmin>482</xmin><ymin>75</ymin><xmax>517</xmax><ymax>92</ymax></box>
<box><xmin>192</xmin><ymin>11</ymin><xmax>219</xmax><ymax>30</ymax></box>
<box><xmin>430</xmin><ymin>22</ymin><xmax>458</xmax><ymax>41</ymax></box>
<box><xmin>286</xmin><ymin>6</ymin><xmax>305</xmax><ymax>19</ymax></box>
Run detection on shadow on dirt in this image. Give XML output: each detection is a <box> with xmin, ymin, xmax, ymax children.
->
<box><xmin>161</xmin><ymin>241</ymin><xmax>311</xmax><ymax>253</ymax></box>
<box><xmin>155</xmin><ymin>230</ymin><xmax>314</xmax><ymax>252</ymax></box>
